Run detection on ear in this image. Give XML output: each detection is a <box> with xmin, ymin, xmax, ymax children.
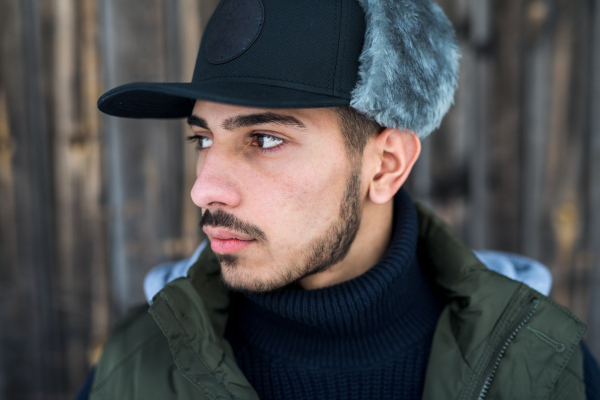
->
<box><xmin>366</xmin><ymin>128</ymin><xmax>421</xmax><ymax>205</ymax></box>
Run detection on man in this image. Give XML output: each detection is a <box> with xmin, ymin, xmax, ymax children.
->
<box><xmin>84</xmin><ymin>0</ymin><xmax>600</xmax><ymax>398</ymax></box>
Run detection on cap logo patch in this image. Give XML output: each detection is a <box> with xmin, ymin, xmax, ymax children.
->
<box><xmin>204</xmin><ymin>0</ymin><xmax>264</xmax><ymax>65</ymax></box>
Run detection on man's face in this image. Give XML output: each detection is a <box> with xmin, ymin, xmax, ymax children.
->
<box><xmin>189</xmin><ymin>100</ymin><xmax>366</xmax><ymax>293</ymax></box>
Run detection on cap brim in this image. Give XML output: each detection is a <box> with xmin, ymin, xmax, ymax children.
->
<box><xmin>97</xmin><ymin>81</ymin><xmax>350</xmax><ymax>118</ymax></box>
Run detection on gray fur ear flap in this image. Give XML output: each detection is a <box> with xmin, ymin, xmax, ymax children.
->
<box><xmin>350</xmin><ymin>0</ymin><xmax>460</xmax><ymax>139</ymax></box>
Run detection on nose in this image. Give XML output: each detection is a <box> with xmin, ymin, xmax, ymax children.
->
<box><xmin>191</xmin><ymin>148</ymin><xmax>241</xmax><ymax>209</ymax></box>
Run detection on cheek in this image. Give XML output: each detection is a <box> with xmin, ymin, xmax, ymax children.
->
<box><xmin>245</xmin><ymin>159</ymin><xmax>347</xmax><ymax>244</ymax></box>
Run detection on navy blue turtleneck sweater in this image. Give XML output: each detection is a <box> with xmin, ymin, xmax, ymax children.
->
<box><xmin>224</xmin><ymin>189</ymin><xmax>443</xmax><ymax>400</ymax></box>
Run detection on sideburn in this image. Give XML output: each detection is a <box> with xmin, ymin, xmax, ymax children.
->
<box><xmin>293</xmin><ymin>160</ymin><xmax>364</xmax><ymax>281</ymax></box>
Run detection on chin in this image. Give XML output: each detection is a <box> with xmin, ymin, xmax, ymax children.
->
<box><xmin>218</xmin><ymin>255</ymin><xmax>294</xmax><ymax>294</ymax></box>
<box><xmin>221</xmin><ymin>269</ymin><xmax>287</xmax><ymax>294</ymax></box>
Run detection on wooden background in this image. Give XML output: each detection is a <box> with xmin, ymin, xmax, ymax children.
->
<box><xmin>1</xmin><ymin>0</ymin><xmax>599</xmax><ymax>398</ymax></box>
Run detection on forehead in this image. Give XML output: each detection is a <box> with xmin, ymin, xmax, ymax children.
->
<box><xmin>190</xmin><ymin>100</ymin><xmax>341</xmax><ymax>132</ymax></box>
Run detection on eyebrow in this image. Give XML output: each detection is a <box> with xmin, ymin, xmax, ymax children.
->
<box><xmin>222</xmin><ymin>112</ymin><xmax>306</xmax><ymax>131</ymax></box>
<box><xmin>187</xmin><ymin>115</ymin><xmax>209</xmax><ymax>130</ymax></box>
<box><xmin>187</xmin><ymin>112</ymin><xmax>307</xmax><ymax>132</ymax></box>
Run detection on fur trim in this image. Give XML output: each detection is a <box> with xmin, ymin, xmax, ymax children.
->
<box><xmin>350</xmin><ymin>0</ymin><xmax>460</xmax><ymax>138</ymax></box>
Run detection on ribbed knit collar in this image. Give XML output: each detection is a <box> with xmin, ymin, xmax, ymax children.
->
<box><xmin>226</xmin><ymin>189</ymin><xmax>442</xmax><ymax>366</ymax></box>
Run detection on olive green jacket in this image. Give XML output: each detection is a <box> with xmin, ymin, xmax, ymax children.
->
<box><xmin>90</xmin><ymin>204</ymin><xmax>586</xmax><ymax>400</ymax></box>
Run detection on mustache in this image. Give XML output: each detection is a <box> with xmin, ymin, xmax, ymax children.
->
<box><xmin>200</xmin><ymin>209</ymin><xmax>267</xmax><ymax>243</ymax></box>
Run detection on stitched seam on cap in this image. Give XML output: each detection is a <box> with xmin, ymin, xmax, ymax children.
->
<box><xmin>193</xmin><ymin>76</ymin><xmax>352</xmax><ymax>97</ymax></box>
<box><xmin>333</xmin><ymin>0</ymin><xmax>345</xmax><ymax>95</ymax></box>
<box><xmin>329</xmin><ymin>0</ymin><xmax>341</xmax><ymax>96</ymax></box>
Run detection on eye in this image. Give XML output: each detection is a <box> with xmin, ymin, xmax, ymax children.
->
<box><xmin>187</xmin><ymin>135</ymin><xmax>213</xmax><ymax>150</ymax></box>
<box><xmin>252</xmin><ymin>133</ymin><xmax>284</xmax><ymax>149</ymax></box>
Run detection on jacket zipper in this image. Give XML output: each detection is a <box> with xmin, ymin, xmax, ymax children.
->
<box><xmin>476</xmin><ymin>298</ymin><xmax>539</xmax><ymax>400</ymax></box>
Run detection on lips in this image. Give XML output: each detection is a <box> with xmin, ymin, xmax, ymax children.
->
<box><xmin>203</xmin><ymin>227</ymin><xmax>255</xmax><ymax>254</ymax></box>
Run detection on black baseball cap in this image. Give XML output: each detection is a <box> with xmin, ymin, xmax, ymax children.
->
<box><xmin>98</xmin><ymin>0</ymin><xmax>366</xmax><ymax>118</ymax></box>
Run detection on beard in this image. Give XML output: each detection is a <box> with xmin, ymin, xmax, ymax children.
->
<box><xmin>200</xmin><ymin>165</ymin><xmax>363</xmax><ymax>293</ymax></box>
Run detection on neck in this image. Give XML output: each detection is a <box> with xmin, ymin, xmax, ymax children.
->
<box><xmin>299</xmin><ymin>197</ymin><xmax>394</xmax><ymax>290</ymax></box>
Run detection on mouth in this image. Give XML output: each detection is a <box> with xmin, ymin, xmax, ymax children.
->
<box><xmin>203</xmin><ymin>227</ymin><xmax>255</xmax><ymax>254</ymax></box>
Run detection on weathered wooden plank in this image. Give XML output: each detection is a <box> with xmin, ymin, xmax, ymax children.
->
<box><xmin>521</xmin><ymin>0</ymin><xmax>555</xmax><ymax>262</ymax></box>
<box><xmin>487</xmin><ymin>0</ymin><xmax>523</xmax><ymax>252</ymax></box>
<box><xmin>0</xmin><ymin>78</ymin><xmax>18</xmax><ymax>400</ymax></box>
<box><xmin>488</xmin><ymin>0</ymin><xmax>524</xmax><ymax>253</ymax></box>
<box><xmin>465</xmin><ymin>0</ymin><xmax>493</xmax><ymax>250</ymax></box>
<box><xmin>0</xmin><ymin>0</ymin><xmax>65</xmax><ymax>397</ymax></box>
<box><xmin>587</xmin><ymin>0</ymin><xmax>600</xmax><ymax>360</ymax></box>
<box><xmin>52</xmin><ymin>0</ymin><xmax>83</xmax><ymax>390</ymax></box>
<box><xmin>565</xmin><ymin>0</ymin><xmax>593</xmax><ymax>326</ymax></box>
<box><xmin>100</xmin><ymin>0</ymin><xmax>171</xmax><ymax>317</ymax></box>
<box><xmin>542</xmin><ymin>0</ymin><xmax>576</xmax><ymax>309</ymax></box>
<box><xmin>0</xmin><ymin>4</ymin><xmax>31</xmax><ymax>398</ymax></box>
<box><xmin>51</xmin><ymin>0</ymin><xmax>111</xmax><ymax>391</ymax></box>
<box><xmin>79</xmin><ymin>0</ymin><xmax>111</xmax><ymax>368</ymax></box>
<box><xmin>21</xmin><ymin>0</ymin><xmax>66</xmax><ymax>393</ymax></box>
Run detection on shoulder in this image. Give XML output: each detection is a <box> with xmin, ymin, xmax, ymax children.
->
<box><xmin>89</xmin><ymin>304</ymin><xmax>206</xmax><ymax>400</ymax></box>
<box><xmin>415</xmin><ymin>203</ymin><xmax>588</xmax><ymax>398</ymax></box>
<box><xmin>95</xmin><ymin>304</ymin><xmax>162</xmax><ymax>363</ymax></box>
